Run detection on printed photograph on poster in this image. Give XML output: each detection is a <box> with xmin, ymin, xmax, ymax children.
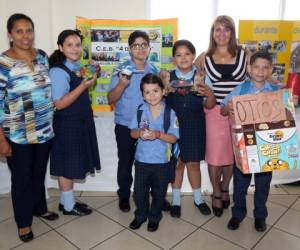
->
<box><xmin>99</xmin><ymin>69</ymin><xmax>112</xmax><ymax>79</ymax></box>
<box><xmin>290</xmin><ymin>42</ymin><xmax>300</xmax><ymax>73</ymax></box>
<box><xmin>272</xmin><ymin>63</ymin><xmax>285</xmax><ymax>82</ymax></box>
<box><xmin>91</xmin><ymin>30</ymin><xmax>121</xmax><ymax>42</ymax></box>
<box><xmin>161</xmin><ymin>55</ymin><xmax>173</xmax><ymax>64</ymax></box>
<box><xmin>96</xmin><ymin>95</ymin><xmax>109</xmax><ymax>105</ymax></box>
<box><xmin>82</xmin><ymin>45</ymin><xmax>89</xmax><ymax>59</ymax></box>
<box><xmin>95</xmin><ymin>84</ymin><xmax>110</xmax><ymax>93</ymax></box>
<box><xmin>269</xmin><ymin>52</ymin><xmax>278</xmax><ymax>64</ymax></box>
<box><xmin>148</xmin><ymin>30</ymin><xmax>160</xmax><ymax>41</ymax></box>
<box><xmin>92</xmin><ymin>52</ymin><xmax>120</xmax><ymax>62</ymax></box>
<box><xmin>90</xmin><ymin>28</ymin><xmax>162</xmax><ymax>66</ymax></box>
<box><xmin>243</xmin><ymin>40</ymin><xmax>258</xmax><ymax>53</ymax></box>
<box><xmin>258</xmin><ymin>40</ymin><xmax>273</xmax><ymax>51</ymax></box>
<box><xmin>273</xmin><ymin>41</ymin><xmax>287</xmax><ymax>52</ymax></box>
<box><xmin>162</xmin><ymin>33</ymin><xmax>173</xmax><ymax>47</ymax></box>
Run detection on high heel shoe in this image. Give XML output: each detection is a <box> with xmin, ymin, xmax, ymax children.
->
<box><xmin>18</xmin><ymin>229</ymin><xmax>34</xmax><ymax>242</ymax></box>
<box><xmin>221</xmin><ymin>189</ymin><xmax>230</xmax><ymax>209</ymax></box>
<box><xmin>211</xmin><ymin>195</ymin><xmax>223</xmax><ymax>217</ymax></box>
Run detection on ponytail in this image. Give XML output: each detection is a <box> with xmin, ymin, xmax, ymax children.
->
<box><xmin>49</xmin><ymin>49</ymin><xmax>66</xmax><ymax>68</ymax></box>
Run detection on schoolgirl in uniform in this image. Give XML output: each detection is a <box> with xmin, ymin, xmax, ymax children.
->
<box><xmin>164</xmin><ymin>40</ymin><xmax>216</xmax><ymax>218</ymax></box>
<box><xmin>49</xmin><ymin>29</ymin><xmax>101</xmax><ymax>216</ymax></box>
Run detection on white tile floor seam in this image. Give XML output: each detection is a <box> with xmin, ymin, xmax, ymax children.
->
<box><xmin>196</xmin><ymin>227</ymin><xmax>249</xmax><ymax>250</ymax></box>
<box><xmin>83</xmin><ymin>228</ymin><xmax>129</xmax><ymax>250</ymax></box>
<box><xmin>271</xmin><ymin>226</ymin><xmax>300</xmax><ymax>241</ymax></box>
<box><xmin>1</xmin><ymin>186</ymin><xmax>300</xmax><ymax>250</ymax></box>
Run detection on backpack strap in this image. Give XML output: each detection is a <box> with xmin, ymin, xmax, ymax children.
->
<box><xmin>163</xmin><ymin>105</ymin><xmax>171</xmax><ymax>133</ymax></box>
<box><xmin>136</xmin><ymin>103</ymin><xmax>144</xmax><ymax>127</ymax></box>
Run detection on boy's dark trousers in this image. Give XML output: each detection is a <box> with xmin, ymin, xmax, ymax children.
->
<box><xmin>115</xmin><ymin>124</ymin><xmax>137</xmax><ymax>200</ymax></box>
<box><xmin>232</xmin><ymin>166</ymin><xmax>272</xmax><ymax>220</ymax></box>
<box><xmin>133</xmin><ymin>161</ymin><xmax>169</xmax><ymax>223</ymax></box>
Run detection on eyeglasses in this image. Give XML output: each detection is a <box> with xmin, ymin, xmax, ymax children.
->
<box><xmin>130</xmin><ymin>43</ymin><xmax>149</xmax><ymax>50</ymax></box>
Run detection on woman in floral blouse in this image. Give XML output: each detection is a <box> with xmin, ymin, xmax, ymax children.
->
<box><xmin>0</xmin><ymin>13</ymin><xmax>58</xmax><ymax>243</ymax></box>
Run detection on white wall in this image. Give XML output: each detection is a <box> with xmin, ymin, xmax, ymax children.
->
<box><xmin>0</xmin><ymin>0</ymin><xmax>148</xmax><ymax>54</ymax></box>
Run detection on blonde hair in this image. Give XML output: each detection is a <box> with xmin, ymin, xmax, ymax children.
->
<box><xmin>206</xmin><ymin>15</ymin><xmax>241</xmax><ymax>57</ymax></box>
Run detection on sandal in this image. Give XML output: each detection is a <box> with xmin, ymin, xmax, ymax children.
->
<box><xmin>211</xmin><ymin>195</ymin><xmax>223</xmax><ymax>217</ymax></box>
<box><xmin>221</xmin><ymin>189</ymin><xmax>230</xmax><ymax>209</ymax></box>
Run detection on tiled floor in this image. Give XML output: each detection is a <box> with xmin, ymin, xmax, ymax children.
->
<box><xmin>1</xmin><ymin>185</ymin><xmax>300</xmax><ymax>250</ymax></box>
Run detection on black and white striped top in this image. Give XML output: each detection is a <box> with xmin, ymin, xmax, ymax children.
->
<box><xmin>204</xmin><ymin>48</ymin><xmax>247</xmax><ymax>105</ymax></box>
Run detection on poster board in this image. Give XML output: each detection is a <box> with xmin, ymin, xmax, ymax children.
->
<box><xmin>230</xmin><ymin>89</ymin><xmax>299</xmax><ymax>173</ymax></box>
<box><xmin>76</xmin><ymin>17</ymin><xmax>178</xmax><ymax>111</ymax></box>
<box><xmin>239</xmin><ymin>20</ymin><xmax>293</xmax><ymax>84</ymax></box>
<box><xmin>286</xmin><ymin>21</ymin><xmax>300</xmax><ymax>103</ymax></box>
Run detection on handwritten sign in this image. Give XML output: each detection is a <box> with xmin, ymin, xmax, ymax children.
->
<box><xmin>231</xmin><ymin>90</ymin><xmax>287</xmax><ymax>125</ymax></box>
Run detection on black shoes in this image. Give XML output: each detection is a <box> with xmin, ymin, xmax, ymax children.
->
<box><xmin>62</xmin><ymin>203</ymin><xmax>92</xmax><ymax>216</ymax></box>
<box><xmin>129</xmin><ymin>218</ymin><xmax>144</xmax><ymax>230</ymax></box>
<box><xmin>228</xmin><ymin>217</ymin><xmax>266</xmax><ymax>232</ymax></box>
<box><xmin>170</xmin><ymin>205</ymin><xmax>181</xmax><ymax>218</ymax></box>
<box><xmin>222</xmin><ymin>199</ymin><xmax>230</xmax><ymax>209</ymax></box>
<box><xmin>255</xmin><ymin>218</ymin><xmax>267</xmax><ymax>232</ymax></box>
<box><xmin>38</xmin><ymin>211</ymin><xmax>59</xmax><ymax>221</ymax></box>
<box><xmin>19</xmin><ymin>231</ymin><xmax>34</xmax><ymax>242</ymax></box>
<box><xmin>221</xmin><ymin>189</ymin><xmax>230</xmax><ymax>209</ymax></box>
<box><xmin>147</xmin><ymin>221</ymin><xmax>159</xmax><ymax>232</ymax></box>
<box><xmin>162</xmin><ymin>199</ymin><xmax>171</xmax><ymax>212</ymax></box>
<box><xmin>129</xmin><ymin>218</ymin><xmax>159</xmax><ymax>232</ymax></box>
<box><xmin>195</xmin><ymin>202</ymin><xmax>212</xmax><ymax>215</ymax></box>
<box><xmin>211</xmin><ymin>196</ymin><xmax>223</xmax><ymax>217</ymax></box>
<box><xmin>119</xmin><ymin>199</ymin><xmax>130</xmax><ymax>212</ymax></box>
<box><xmin>58</xmin><ymin>201</ymin><xmax>88</xmax><ymax>212</ymax></box>
<box><xmin>227</xmin><ymin>217</ymin><xmax>241</xmax><ymax>230</ymax></box>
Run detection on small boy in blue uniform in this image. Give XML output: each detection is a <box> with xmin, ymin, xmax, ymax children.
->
<box><xmin>221</xmin><ymin>51</ymin><xmax>280</xmax><ymax>232</ymax></box>
<box><xmin>129</xmin><ymin>73</ymin><xmax>179</xmax><ymax>232</ymax></box>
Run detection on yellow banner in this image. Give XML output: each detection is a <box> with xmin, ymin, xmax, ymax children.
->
<box><xmin>239</xmin><ymin>20</ymin><xmax>294</xmax><ymax>84</ymax></box>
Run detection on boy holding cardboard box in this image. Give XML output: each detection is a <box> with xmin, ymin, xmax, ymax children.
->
<box><xmin>221</xmin><ymin>51</ymin><xmax>281</xmax><ymax>232</ymax></box>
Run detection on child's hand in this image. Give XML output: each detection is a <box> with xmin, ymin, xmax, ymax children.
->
<box><xmin>146</xmin><ymin>130</ymin><xmax>161</xmax><ymax>140</ymax></box>
<box><xmin>160</xmin><ymin>70</ymin><xmax>170</xmax><ymax>85</ymax></box>
<box><xmin>228</xmin><ymin>101</ymin><xmax>234</xmax><ymax>116</ymax></box>
<box><xmin>140</xmin><ymin>129</ymin><xmax>151</xmax><ymax>140</ymax></box>
<box><xmin>220</xmin><ymin>101</ymin><xmax>234</xmax><ymax>116</ymax></box>
<box><xmin>196</xmin><ymin>83</ymin><xmax>214</xmax><ymax>97</ymax></box>
<box><xmin>164</xmin><ymin>85</ymin><xmax>176</xmax><ymax>95</ymax></box>
<box><xmin>118</xmin><ymin>72</ymin><xmax>130</xmax><ymax>87</ymax></box>
<box><xmin>194</xmin><ymin>72</ymin><xmax>205</xmax><ymax>86</ymax></box>
<box><xmin>140</xmin><ymin>129</ymin><xmax>160</xmax><ymax>140</ymax></box>
<box><xmin>292</xmin><ymin>94</ymin><xmax>299</xmax><ymax>106</ymax></box>
<box><xmin>81</xmin><ymin>73</ymin><xmax>97</xmax><ymax>88</ymax></box>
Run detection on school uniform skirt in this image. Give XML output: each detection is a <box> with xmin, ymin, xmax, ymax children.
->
<box><xmin>50</xmin><ymin>114</ymin><xmax>101</xmax><ymax>179</ymax></box>
<box><xmin>205</xmin><ymin>105</ymin><xmax>234</xmax><ymax>166</ymax></box>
